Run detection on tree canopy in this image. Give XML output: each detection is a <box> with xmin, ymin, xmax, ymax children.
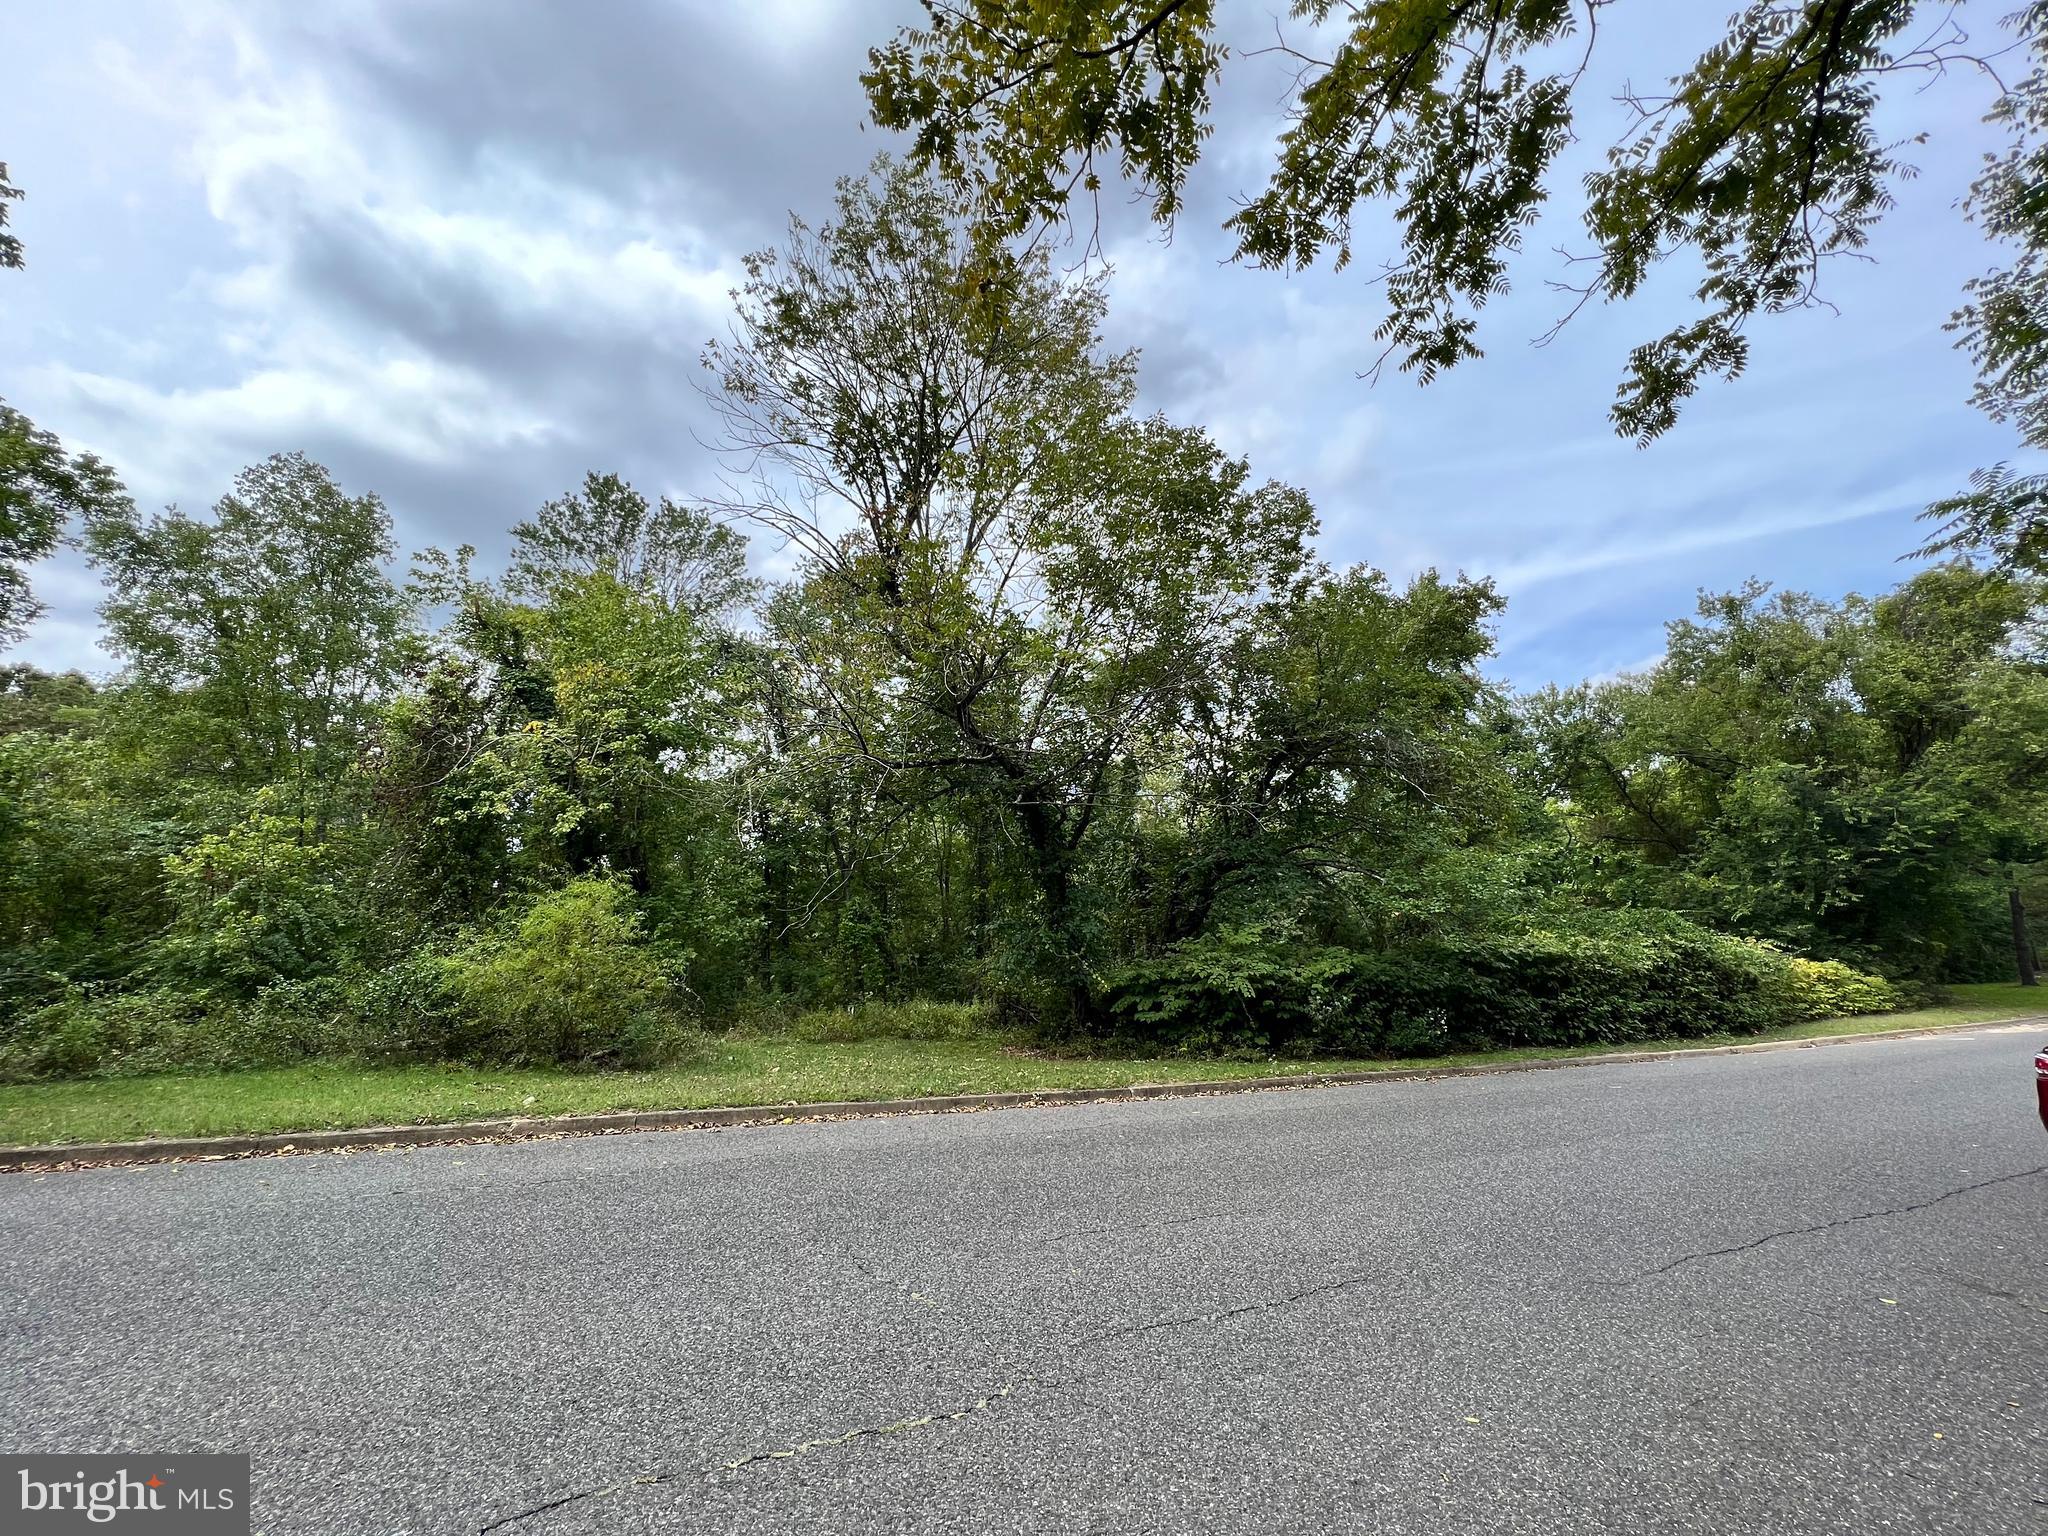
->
<box><xmin>865</xmin><ymin>2</ymin><xmax>2040</xmax><ymax>454</ymax></box>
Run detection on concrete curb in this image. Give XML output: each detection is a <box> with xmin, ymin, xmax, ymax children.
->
<box><xmin>4</xmin><ymin>1014</ymin><xmax>2043</xmax><ymax>1172</ymax></box>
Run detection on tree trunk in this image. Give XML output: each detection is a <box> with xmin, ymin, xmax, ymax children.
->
<box><xmin>2012</xmin><ymin>886</ymin><xmax>2039</xmax><ymax>987</ymax></box>
<box><xmin>1012</xmin><ymin>796</ymin><xmax>1094</xmax><ymax>1033</ymax></box>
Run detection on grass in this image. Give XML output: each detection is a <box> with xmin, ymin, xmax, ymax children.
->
<box><xmin>1</xmin><ymin>983</ymin><xmax>2041</xmax><ymax>1149</ymax></box>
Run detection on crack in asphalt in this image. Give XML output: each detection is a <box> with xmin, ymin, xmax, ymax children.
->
<box><xmin>1632</xmin><ymin>1164</ymin><xmax>2048</xmax><ymax>1278</ymax></box>
<box><xmin>714</xmin><ymin>1379</ymin><xmax>1027</xmax><ymax>1472</ymax></box>
<box><xmin>475</xmin><ymin>1271</ymin><xmax>1378</xmax><ymax>1530</ymax></box>
<box><xmin>477</xmin><ymin>1159</ymin><xmax>2038</xmax><ymax>1529</ymax></box>
<box><xmin>477</xmin><ymin>1472</ymin><xmax>672</xmax><ymax>1533</ymax></box>
<box><xmin>474</xmin><ymin>1381</ymin><xmax>1031</xmax><ymax>1532</ymax></box>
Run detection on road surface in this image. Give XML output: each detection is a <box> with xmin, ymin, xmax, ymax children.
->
<box><xmin>3</xmin><ymin>1024</ymin><xmax>2045</xmax><ymax>1534</ymax></box>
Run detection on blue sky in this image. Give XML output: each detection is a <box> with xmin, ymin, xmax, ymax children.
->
<box><xmin>0</xmin><ymin>0</ymin><xmax>2032</xmax><ymax>688</ymax></box>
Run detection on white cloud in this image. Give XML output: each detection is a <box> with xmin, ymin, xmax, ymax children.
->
<box><xmin>32</xmin><ymin>336</ymin><xmax>554</xmax><ymax>493</ymax></box>
<box><xmin>1488</xmin><ymin>480</ymin><xmax>1949</xmax><ymax>594</ymax></box>
<box><xmin>37</xmin><ymin>4</ymin><xmax>737</xmax><ymax>510</ymax></box>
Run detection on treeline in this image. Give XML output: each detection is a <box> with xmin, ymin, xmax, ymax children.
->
<box><xmin>1</xmin><ymin>167</ymin><xmax>2042</xmax><ymax>1079</ymax></box>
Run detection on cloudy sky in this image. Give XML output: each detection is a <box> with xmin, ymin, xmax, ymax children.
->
<box><xmin>1</xmin><ymin>0</ymin><xmax>2034</xmax><ymax>687</ymax></box>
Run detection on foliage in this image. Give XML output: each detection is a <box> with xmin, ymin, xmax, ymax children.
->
<box><xmin>0</xmin><ymin>983</ymin><xmax>339</xmax><ymax>1082</ymax></box>
<box><xmin>1103</xmin><ymin>911</ymin><xmax>1896</xmax><ymax>1057</ymax></box>
<box><xmin>0</xmin><ymin>403</ymin><xmax>130</xmax><ymax>645</ymax></box>
<box><xmin>1775</xmin><ymin>955</ymin><xmax>1903</xmax><ymax>1023</ymax></box>
<box><xmin>0</xmin><ymin>725</ymin><xmax>168</xmax><ymax>1009</ymax></box>
<box><xmin>864</xmin><ymin>0</ymin><xmax>2005</xmax><ymax>440</ymax></box>
<box><xmin>151</xmin><ymin>799</ymin><xmax>369</xmax><ymax>994</ymax></box>
<box><xmin>1919</xmin><ymin>4</ymin><xmax>2048</xmax><ymax>573</ymax></box>
<box><xmin>507</xmin><ymin>471</ymin><xmax>758</xmax><ymax>619</ymax></box>
<box><xmin>432</xmin><ymin>877</ymin><xmax>692</xmax><ymax>1068</ymax></box>
<box><xmin>0</xmin><ymin>160</ymin><xmax>20</xmax><ymax>270</ymax></box>
<box><xmin>1105</xmin><ymin>920</ymin><xmax>1358</xmax><ymax>1055</ymax></box>
<box><xmin>1919</xmin><ymin>464</ymin><xmax>2048</xmax><ymax>576</ymax></box>
<box><xmin>1521</xmin><ymin>565</ymin><xmax>2047</xmax><ymax>979</ymax></box>
<box><xmin>82</xmin><ymin>452</ymin><xmax>414</xmax><ymax>798</ymax></box>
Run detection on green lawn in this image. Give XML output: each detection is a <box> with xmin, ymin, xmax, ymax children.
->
<box><xmin>2</xmin><ymin>983</ymin><xmax>2041</xmax><ymax>1149</ymax></box>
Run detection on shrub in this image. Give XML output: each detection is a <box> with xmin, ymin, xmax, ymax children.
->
<box><xmin>1104</xmin><ymin>923</ymin><xmax>1355</xmax><ymax>1055</ymax></box>
<box><xmin>1335</xmin><ymin>924</ymin><xmax>1793</xmax><ymax>1054</ymax></box>
<box><xmin>153</xmin><ymin>808</ymin><xmax>362</xmax><ymax>994</ymax></box>
<box><xmin>0</xmin><ymin>880</ymin><xmax>697</xmax><ymax>1079</ymax></box>
<box><xmin>0</xmin><ymin>988</ymin><xmax>185</xmax><ymax>1080</ymax></box>
<box><xmin>1773</xmin><ymin>956</ymin><xmax>1903</xmax><ymax>1022</ymax></box>
<box><xmin>0</xmin><ymin>982</ymin><xmax>335</xmax><ymax>1081</ymax></box>
<box><xmin>434</xmin><ymin>877</ymin><xmax>691</xmax><ymax>1068</ymax></box>
<box><xmin>340</xmin><ymin>952</ymin><xmax>463</xmax><ymax>1062</ymax></box>
<box><xmin>1100</xmin><ymin>914</ymin><xmax>1899</xmax><ymax>1057</ymax></box>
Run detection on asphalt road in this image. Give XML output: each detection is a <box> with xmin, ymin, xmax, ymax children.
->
<box><xmin>3</xmin><ymin>1026</ymin><xmax>2045</xmax><ymax>1536</ymax></box>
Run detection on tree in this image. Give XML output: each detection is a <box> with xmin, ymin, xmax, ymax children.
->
<box><xmin>82</xmin><ymin>453</ymin><xmax>414</xmax><ymax>805</ymax></box>
<box><xmin>1521</xmin><ymin>564</ymin><xmax>2047</xmax><ymax>978</ymax></box>
<box><xmin>703</xmin><ymin>156</ymin><xmax>1130</xmax><ymax>592</ymax></box>
<box><xmin>0</xmin><ymin>664</ymin><xmax>98</xmax><ymax>736</ymax></box>
<box><xmin>708</xmin><ymin>160</ymin><xmax>1327</xmax><ymax>1022</ymax></box>
<box><xmin>390</xmin><ymin>509</ymin><xmax>759</xmax><ymax>1000</ymax></box>
<box><xmin>0</xmin><ymin>404</ymin><xmax>130</xmax><ymax>646</ymax></box>
<box><xmin>866</xmin><ymin>1</ymin><xmax>2016</xmax><ymax>442</ymax></box>
<box><xmin>1154</xmin><ymin>564</ymin><xmax>1509</xmax><ymax>949</ymax></box>
<box><xmin>506</xmin><ymin>472</ymin><xmax>758</xmax><ymax>620</ymax></box>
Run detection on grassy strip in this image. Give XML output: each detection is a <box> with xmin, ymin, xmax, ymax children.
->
<box><xmin>1</xmin><ymin>983</ymin><xmax>2041</xmax><ymax>1149</ymax></box>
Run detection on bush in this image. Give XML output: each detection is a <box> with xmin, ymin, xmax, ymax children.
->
<box><xmin>153</xmin><ymin>807</ymin><xmax>363</xmax><ymax>994</ymax></box>
<box><xmin>0</xmin><ymin>982</ymin><xmax>337</xmax><ymax>1081</ymax></box>
<box><xmin>0</xmin><ymin>880</ymin><xmax>696</xmax><ymax>1079</ymax></box>
<box><xmin>1101</xmin><ymin>914</ymin><xmax>1900</xmax><ymax>1057</ymax></box>
<box><xmin>434</xmin><ymin>877</ymin><xmax>691</xmax><ymax>1068</ymax></box>
<box><xmin>1104</xmin><ymin>923</ymin><xmax>1355</xmax><ymax>1055</ymax></box>
<box><xmin>340</xmin><ymin>952</ymin><xmax>463</xmax><ymax>1062</ymax></box>
<box><xmin>1773</xmin><ymin>956</ymin><xmax>1903</xmax><ymax>1022</ymax></box>
<box><xmin>0</xmin><ymin>988</ymin><xmax>185</xmax><ymax>1080</ymax></box>
<box><xmin>1336</xmin><ymin>924</ymin><xmax>1793</xmax><ymax>1054</ymax></box>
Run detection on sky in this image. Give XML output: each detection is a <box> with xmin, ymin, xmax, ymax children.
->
<box><xmin>0</xmin><ymin>0</ymin><xmax>2034</xmax><ymax>689</ymax></box>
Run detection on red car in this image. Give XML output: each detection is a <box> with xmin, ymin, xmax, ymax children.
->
<box><xmin>2038</xmin><ymin>1046</ymin><xmax>2048</xmax><ymax>1130</ymax></box>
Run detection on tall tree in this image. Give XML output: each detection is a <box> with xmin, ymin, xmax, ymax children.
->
<box><xmin>1522</xmin><ymin>565</ymin><xmax>2047</xmax><ymax>978</ymax></box>
<box><xmin>709</xmin><ymin>161</ymin><xmax>1326</xmax><ymax>1022</ymax></box>
<box><xmin>1156</xmin><ymin>565</ymin><xmax>1508</xmax><ymax>948</ymax></box>
<box><xmin>390</xmin><ymin>512</ymin><xmax>759</xmax><ymax>996</ymax></box>
<box><xmin>82</xmin><ymin>453</ymin><xmax>414</xmax><ymax>805</ymax></box>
